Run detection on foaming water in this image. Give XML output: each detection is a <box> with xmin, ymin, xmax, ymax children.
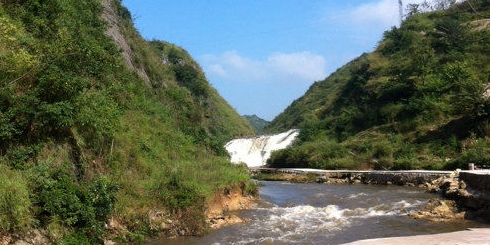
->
<box><xmin>149</xmin><ymin>182</ymin><xmax>489</xmax><ymax>245</ymax></box>
<box><xmin>225</xmin><ymin>129</ymin><xmax>299</xmax><ymax>167</ymax></box>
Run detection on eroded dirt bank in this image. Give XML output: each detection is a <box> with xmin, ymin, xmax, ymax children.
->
<box><xmin>206</xmin><ymin>187</ymin><xmax>257</xmax><ymax>229</ymax></box>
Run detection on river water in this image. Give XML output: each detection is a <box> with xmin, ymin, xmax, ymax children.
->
<box><xmin>150</xmin><ymin>181</ymin><xmax>489</xmax><ymax>245</ymax></box>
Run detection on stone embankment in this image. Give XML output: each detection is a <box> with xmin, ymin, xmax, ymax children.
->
<box><xmin>251</xmin><ymin>168</ymin><xmax>490</xmax><ymax>221</ymax></box>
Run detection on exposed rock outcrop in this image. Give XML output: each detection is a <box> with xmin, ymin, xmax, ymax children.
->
<box><xmin>8</xmin><ymin>230</ymin><xmax>49</xmax><ymax>245</ymax></box>
<box><xmin>101</xmin><ymin>0</ymin><xmax>150</xmax><ymax>84</ymax></box>
<box><xmin>410</xmin><ymin>199</ymin><xmax>465</xmax><ymax>221</ymax></box>
<box><xmin>427</xmin><ymin>171</ymin><xmax>490</xmax><ymax>221</ymax></box>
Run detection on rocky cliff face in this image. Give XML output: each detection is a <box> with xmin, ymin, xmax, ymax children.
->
<box><xmin>101</xmin><ymin>0</ymin><xmax>151</xmax><ymax>84</ymax></box>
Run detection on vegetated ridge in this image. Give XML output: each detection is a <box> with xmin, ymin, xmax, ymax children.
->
<box><xmin>0</xmin><ymin>0</ymin><xmax>255</xmax><ymax>244</ymax></box>
<box><xmin>266</xmin><ymin>0</ymin><xmax>490</xmax><ymax>171</ymax></box>
<box><xmin>243</xmin><ymin>114</ymin><xmax>270</xmax><ymax>134</ymax></box>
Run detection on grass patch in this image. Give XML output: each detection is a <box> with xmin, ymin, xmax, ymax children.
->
<box><xmin>0</xmin><ymin>166</ymin><xmax>33</xmax><ymax>233</ymax></box>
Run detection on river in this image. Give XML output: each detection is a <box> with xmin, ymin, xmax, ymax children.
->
<box><xmin>149</xmin><ymin>181</ymin><xmax>489</xmax><ymax>245</ymax></box>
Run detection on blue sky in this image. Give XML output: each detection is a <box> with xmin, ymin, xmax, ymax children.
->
<box><xmin>122</xmin><ymin>0</ymin><xmax>426</xmax><ymax>120</ymax></box>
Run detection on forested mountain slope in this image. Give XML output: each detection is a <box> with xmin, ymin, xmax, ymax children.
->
<box><xmin>267</xmin><ymin>0</ymin><xmax>490</xmax><ymax>171</ymax></box>
<box><xmin>243</xmin><ymin>114</ymin><xmax>270</xmax><ymax>134</ymax></box>
<box><xmin>0</xmin><ymin>0</ymin><xmax>254</xmax><ymax>243</ymax></box>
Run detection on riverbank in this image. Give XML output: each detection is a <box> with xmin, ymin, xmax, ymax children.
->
<box><xmin>0</xmin><ymin>185</ymin><xmax>257</xmax><ymax>245</ymax></box>
<box><xmin>147</xmin><ymin>181</ymin><xmax>490</xmax><ymax>245</ymax></box>
<box><xmin>206</xmin><ymin>187</ymin><xmax>257</xmax><ymax>230</ymax></box>
<box><xmin>251</xmin><ymin>168</ymin><xmax>490</xmax><ymax>222</ymax></box>
<box><xmin>339</xmin><ymin>228</ymin><xmax>490</xmax><ymax>245</ymax></box>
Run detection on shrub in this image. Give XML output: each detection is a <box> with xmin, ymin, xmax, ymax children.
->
<box><xmin>173</xmin><ymin>65</ymin><xmax>209</xmax><ymax>97</ymax></box>
<box><xmin>35</xmin><ymin>171</ymin><xmax>95</xmax><ymax>227</ymax></box>
<box><xmin>150</xmin><ymin>170</ymin><xmax>207</xmax><ymax>235</ymax></box>
<box><xmin>75</xmin><ymin>90</ymin><xmax>120</xmax><ymax>147</ymax></box>
<box><xmin>373</xmin><ymin>157</ymin><xmax>394</xmax><ymax>170</ymax></box>
<box><xmin>29</xmin><ymin>165</ymin><xmax>117</xmax><ymax>242</ymax></box>
<box><xmin>392</xmin><ymin>157</ymin><xmax>417</xmax><ymax>170</ymax></box>
<box><xmin>372</xmin><ymin>141</ymin><xmax>394</xmax><ymax>159</ymax></box>
<box><xmin>59</xmin><ymin>231</ymin><xmax>91</xmax><ymax>245</ymax></box>
<box><xmin>445</xmin><ymin>146</ymin><xmax>490</xmax><ymax>170</ymax></box>
<box><xmin>3</xmin><ymin>144</ymin><xmax>41</xmax><ymax>170</ymax></box>
<box><xmin>89</xmin><ymin>177</ymin><xmax>119</xmax><ymax>221</ymax></box>
<box><xmin>243</xmin><ymin>181</ymin><xmax>258</xmax><ymax>196</ymax></box>
<box><xmin>152</xmin><ymin>171</ymin><xmax>204</xmax><ymax>212</ymax></box>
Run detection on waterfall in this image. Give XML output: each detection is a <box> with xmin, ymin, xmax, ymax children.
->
<box><xmin>225</xmin><ymin>129</ymin><xmax>300</xmax><ymax>167</ymax></box>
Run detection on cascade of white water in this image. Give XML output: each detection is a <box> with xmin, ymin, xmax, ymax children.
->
<box><xmin>225</xmin><ymin>129</ymin><xmax>300</xmax><ymax>167</ymax></box>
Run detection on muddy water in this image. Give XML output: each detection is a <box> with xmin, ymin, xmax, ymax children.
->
<box><xmin>150</xmin><ymin>181</ymin><xmax>489</xmax><ymax>245</ymax></box>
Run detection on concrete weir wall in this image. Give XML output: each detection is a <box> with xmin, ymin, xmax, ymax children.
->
<box><xmin>459</xmin><ymin>171</ymin><xmax>490</xmax><ymax>191</ymax></box>
<box><xmin>252</xmin><ymin>168</ymin><xmax>454</xmax><ymax>186</ymax></box>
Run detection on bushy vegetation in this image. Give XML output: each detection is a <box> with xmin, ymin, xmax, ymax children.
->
<box><xmin>0</xmin><ymin>0</ymin><xmax>254</xmax><ymax>243</ymax></box>
<box><xmin>267</xmin><ymin>0</ymin><xmax>490</xmax><ymax>171</ymax></box>
<box><xmin>0</xmin><ymin>167</ymin><xmax>33</xmax><ymax>233</ymax></box>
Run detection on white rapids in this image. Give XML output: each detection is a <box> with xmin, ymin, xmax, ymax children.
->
<box><xmin>225</xmin><ymin>129</ymin><xmax>300</xmax><ymax>167</ymax></box>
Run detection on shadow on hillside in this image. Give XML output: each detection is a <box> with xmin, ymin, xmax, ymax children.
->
<box><xmin>416</xmin><ymin>116</ymin><xmax>487</xmax><ymax>143</ymax></box>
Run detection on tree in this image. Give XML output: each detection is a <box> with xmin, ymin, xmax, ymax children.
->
<box><xmin>407</xmin><ymin>4</ymin><xmax>421</xmax><ymax>16</ymax></box>
<box><xmin>433</xmin><ymin>0</ymin><xmax>457</xmax><ymax>10</ymax></box>
<box><xmin>445</xmin><ymin>62</ymin><xmax>486</xmax><ymax>117</ymax></box>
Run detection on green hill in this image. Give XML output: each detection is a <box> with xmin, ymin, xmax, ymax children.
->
<box><xmin>243</xmin><ymin>114</ymin><xmax>270</xmax><ymax>134</ymax></box>
<box><xmin>267</xmin><ymin>0</ymin><xmax>490</xmax><ymax>171</ymax></box>
<box><xmin>0</xmin><ymin>0</ymin><xmax>254</xmax><ymax>243</ymax></box>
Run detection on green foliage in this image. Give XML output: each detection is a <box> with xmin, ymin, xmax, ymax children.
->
<box><xmin>173</xmin><ymin>64</ymin><xmax>209</xmax><ymax>97</ymax></box>
<box><xmin>0</xmin><ymin>167</ymin><xmax>33</xmax><ymax>232</ymax></box>
<box><xmin>28</xmin><ymin>164</ymin><xmax>118</xmax><ymax>242</ymax></box>
<box><xmin>266</xmin><ymin>3</ymin><xmax>490</xmax><ymax>170</ymax></box>
<box><xmin>3</xmin><ymin>144</ymin><xmax>41</xmax><ymax>170</ymax></box>
<box><xmin>75</xmin><ymin>90</ymin><xmax>120</xmax><ymax>147</ymax></box>
<box><xmin>0</xmin><ymin>0</ymin><xmax>254</xmax><ymax>243</ymax></box>
<box><xmin>152</xmin><ymin>171</ymin><xmax>203</xmax><ymax>211</ymax></box>
<box><xmin>445</xmin><ymin>138</ymin><xmax>490</xmax><ymax>169</ymax></box>
<box><xmin>59</xmin><ymin>232</ymin><xmax>91</xmax><ymax>245</ymax></box>
<box><xmin>89</xmin><ymin>177</ymin><xmax>119</xmax><ymax>221</ymax></box>
<box><xmin>146</xmin><ymin>40</ymin><xmax>253</xmax><ymax>151</ymax></box>
<box><xmin>243</xmin><ymin>115</ymin><xmax>269</xmax><ymax>134</ymax></box>
<box><xmin>445</xmin><ymin>62</ymin><xmax>487</xmax><ymax>116</ymax></box>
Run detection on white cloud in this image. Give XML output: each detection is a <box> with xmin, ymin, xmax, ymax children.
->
<box><xmin>199</xmin><ymin>51</ymin><xmax>327</xmax><ymax>84</ymax></box>
<box><xmin>208</xmin><ymin>64</ymin><xmax>227</xmax><ymax>77</ymax></box>
<box><xmin>350</xmin><ymin>0</ymin><xmax>428</xmax><ymax>27</ymax></box>
<box><xmin>267</xmin><ymin>52</ymin><xmax>327</xmax><ymax>82</ymax></box>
